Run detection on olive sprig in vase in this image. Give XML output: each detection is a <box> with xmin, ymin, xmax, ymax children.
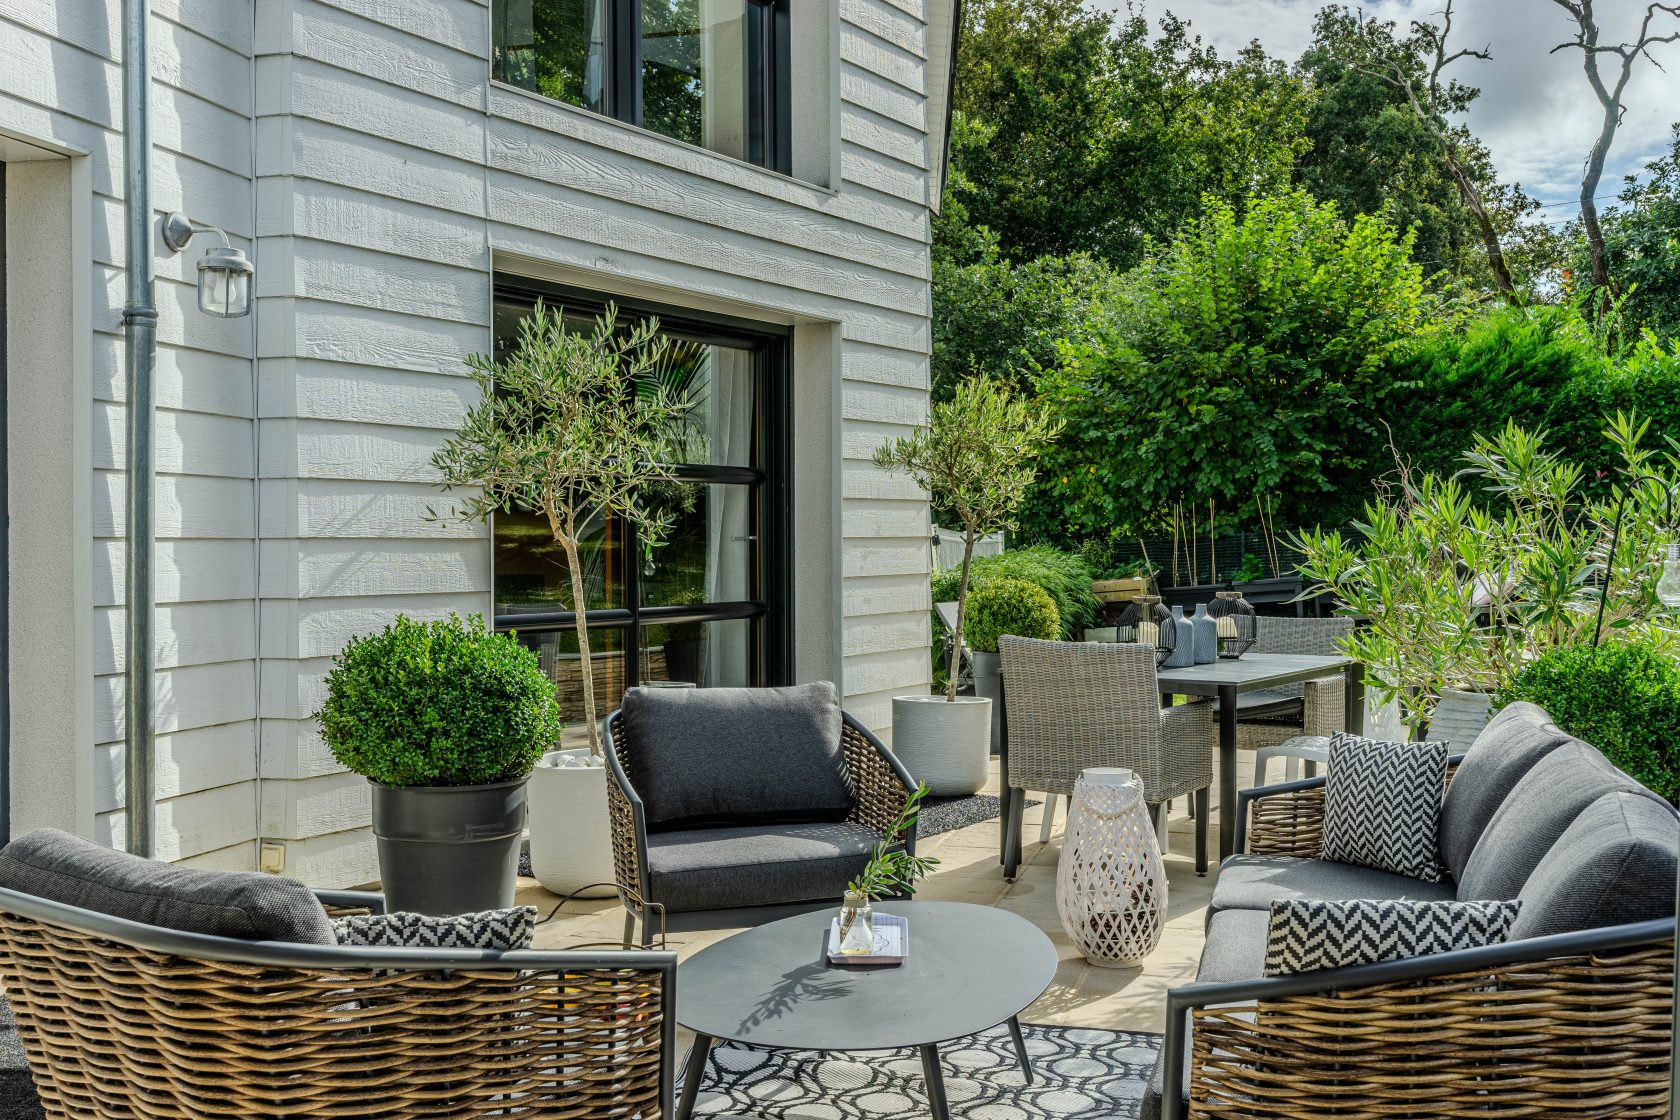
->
<box><xmin>838</xmin><ymin>785</ymin><xmax>940</xmax><ymax>954</ymax></box>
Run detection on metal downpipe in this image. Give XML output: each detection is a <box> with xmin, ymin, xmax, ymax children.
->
<box><xmin>121</xmin><ymin>0</ymin><xmax>155</xmax><ymax>857</ymax></box>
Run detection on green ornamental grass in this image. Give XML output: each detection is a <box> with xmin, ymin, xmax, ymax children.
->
<box><xmin>1493</xmin><ymin>642</ymin><xmax>1680</xmax><ymax>804</ymax></box>
<box><xmin>319</xmin><ymin>613</ymin><xmax>562</xmax><ymax>788</ymax></box>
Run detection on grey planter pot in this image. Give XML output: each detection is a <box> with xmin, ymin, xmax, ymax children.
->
<box><xmin>971</xmin><ymin>650</ymin><xmax>1003</xmax><ymax>754</ymax></box>
<box><xmin>370</xmin><ymin>777</ymin><xmax>528</xmax><ymax>916</ymax></box>
<box><xmin>1427</xmin><ymin>689</ymin><xmax>1494</xmax><ymax>752</ymax></box>
<box><xmin>891</xmin><ymin>695</ymin><xmax>991</xmax><ymax>796</ymax></box>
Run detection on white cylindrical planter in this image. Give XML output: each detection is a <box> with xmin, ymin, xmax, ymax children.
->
<box><xmin>890</xmin><ymin>695</ymin><xmax>991</xmax><ymax>796</ymax></box>
<box><xmin>1056</xmin><ymin>767</ymin><xmax>1167</xmax><ymax>968</ymax></box>
<box><xmin>526</xmin><ymin>748</ymin><xmax>617</xmax><ymax>899</ymax></box>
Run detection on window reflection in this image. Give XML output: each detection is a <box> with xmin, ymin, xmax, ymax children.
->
<box><xmin>492</xmin><ymin>0</ymin><xmax>608</xmax><ymax>113</ymax></box>
<box><xmin>642</xmin><ymin>0</ymin><xmax>749</xmax><ymax>161</ymax></box>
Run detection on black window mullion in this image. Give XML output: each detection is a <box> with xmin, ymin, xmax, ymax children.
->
<box><xmin>611</xmin><ymin>0</ymin><xmax>641</xmax><ymax>125</ymax></box>
<box><xmin>624</xmin><ymin>513</ymin><xmax>642</xmax><ymax>689</ymax></box>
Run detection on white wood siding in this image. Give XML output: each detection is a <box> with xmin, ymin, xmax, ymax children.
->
<box><xmin>5</xmin><ymin>0</ymin><xmax>937</xmax><ymax>883</ymax></box>
<box><xmin>1</xmin><ymin>0</ymin><xmax>261</xmax><ymax>864</ymax></box>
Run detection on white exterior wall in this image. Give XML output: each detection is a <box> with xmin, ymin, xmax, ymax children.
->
<box><xmin>1</xmin><ymin>0</ymin><xmax>939</xmax><ymax>883</ymax></box>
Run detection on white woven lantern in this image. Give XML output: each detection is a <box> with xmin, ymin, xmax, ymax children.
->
<box><xmin>1055</xmin><ymin>767</ymin><xmax>1167</xmax><ymax>967</ymax></box>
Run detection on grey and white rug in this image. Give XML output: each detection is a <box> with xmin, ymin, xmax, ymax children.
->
<box><xmin>686</xmin><ymin>1022</ymin><xmax>1159</xmax><ymax>1119</ymax></box>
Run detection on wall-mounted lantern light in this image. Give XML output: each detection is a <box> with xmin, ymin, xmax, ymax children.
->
<box><xmin>161</xmin><ymin>212</ymin><xmax>253</xmax><ymax>318</ymax></box>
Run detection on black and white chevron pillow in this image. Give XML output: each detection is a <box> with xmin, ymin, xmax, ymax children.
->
<box><xmin>1264</xmin><ymin>897</ymin><xmax>1520</xmax><ymax>975</ymax></box>
<box><xmin>1320</xmin><ymin>732</ymin><xmax>1449</xmax><ymax>882</ymax></box>
<box><xmin>331</xmin><ymin>906</ymin><xmax>537</xmax><ymax>950</ymax></box>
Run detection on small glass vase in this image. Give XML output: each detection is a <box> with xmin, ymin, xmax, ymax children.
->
<box><xmin>838</xmin><ymin>891</ymin><xmax>876</xmax><ymax>955</ymax></box>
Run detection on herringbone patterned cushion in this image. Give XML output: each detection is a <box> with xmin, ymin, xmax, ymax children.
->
<box><xmin>1321</xmin><ymin>732</ymin><xmax>1449</xmax><ymax>882</ymax></box>
<box><xmin>331</xmin><ymin>906</ymin><xmax>536</xmax><ymax>950</ymax></box>
<box><xmin>1264</xmin><ymin>897</ymin><xmax>1520</xmax><ymax>974</ymax></box>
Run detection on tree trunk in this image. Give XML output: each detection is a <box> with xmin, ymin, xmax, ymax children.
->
<box><xmin>1580</xmin><ymin>120</ymin><xmax>1615</xmax><ymax>314</ymax></box>
<box><xmin>1443</xmin><ymin>149</ymin><xmax>1521</xmax><ymax>305</ymax></box>
<box><xmin>947</xmin><ymin>528</ymin><xmax>977</xmax><ymax>702</ymax></box>
<box><xmin>560</xmin><ymin>536</ymin><xmax>602</xmax><ymax>757</ymax></box>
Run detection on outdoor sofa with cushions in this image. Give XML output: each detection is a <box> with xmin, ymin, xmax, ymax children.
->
<box><xmin>1144</xmin><ymin>700</ymin><xmax>1679</xmax><ymax>1119</ymax></box>
<box><xmin>0</xmin><ymin>829</ymin><xmax>677</xmax><ymax>1120</ymax></box>
<box><xmin>605</xmin><ymin>681</ymin><xmax>918</xmax><ymax>947</ymax></box>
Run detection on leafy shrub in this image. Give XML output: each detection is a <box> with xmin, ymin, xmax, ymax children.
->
<box><xmin>1493</xmin><ymin>643</ymin><xmax>1680</xmax><ymax>804</ymax></box>
<box><xmin>964</xmin><ymin>578</ymin><xmax>1061</xmax><ymax>653</ymax></box>
<box><xmin>319</xmin><ymin>614</ymin><xmax>562</xmax><ymax>787</ymax></box>
<box><xmin>1026</xmin><ymin>190</ymin><xmax>1427</xmax><ymax>539</ymax></box>
<box><xmin>932</xmin><ymin>545</ymin><xmax>1099</xmax><ymax>638</ymax></box>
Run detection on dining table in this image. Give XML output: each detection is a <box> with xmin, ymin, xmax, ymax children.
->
<box><xmin>1155</xmin><ymin>653</ymin><xmax>1364</xmax><ymax>861</ymax></box>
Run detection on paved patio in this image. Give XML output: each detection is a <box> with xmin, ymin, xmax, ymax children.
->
<box><xmin>522</xmin><ymin>753</ymin><xmax>1258</xmax><ymax>1036</ymax></box>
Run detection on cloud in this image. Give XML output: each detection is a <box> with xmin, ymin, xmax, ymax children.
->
<box><xmin>1090</xmin><ymin>0</ymin><xmax>1680</xmax><ymax>211</ymax></box>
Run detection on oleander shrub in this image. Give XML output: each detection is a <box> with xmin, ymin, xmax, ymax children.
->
<box><xmin>963</xmin><ymin>578</ymin><xmax>1061</xmax><ymax>654</ymax></box>
<box><xmin>1492</xmin><ymin>642</ymin><xmax>1680</xmax><ymax>804</ymax></box>
<box><xmin>319</xmin><ymin>613</ymin><xmax>562</xmax><ymax>787</ymax></box>
<box><xmin>933</xmin><ymin>545</ymin><xmax>1098</xmax><ymax>639</ymax></box>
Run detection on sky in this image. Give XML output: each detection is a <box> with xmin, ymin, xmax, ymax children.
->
<box><xmin>1096</xmin><ymin>0</ymin><xmax>1680</xmax><ymax>222</ymax></box>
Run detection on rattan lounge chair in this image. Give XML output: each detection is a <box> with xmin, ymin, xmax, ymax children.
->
<box><xmin>997</xmin><ymin>636</ymin><xmax>1214</xmax><ymax>879</ymax></box>
<box><xmin>604</xmin><ymin>683</ymin><xmax>918</xmax><ymax>948</ymax></box>
<box><xmin>0</xmin><ymin>883</ymin><xmax>676</xmax><ymax>1120</ymax></box>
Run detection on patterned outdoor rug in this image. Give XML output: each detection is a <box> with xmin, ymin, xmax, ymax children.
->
<box><xmin>686</xmin><ymin>1022</ymin><xmax>1160</xmax><ymax>1119</ymax></box>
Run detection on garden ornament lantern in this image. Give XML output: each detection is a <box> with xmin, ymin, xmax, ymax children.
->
<box><xmin>1115</xmin><ymin>595</ymin><xmax>1176</xmax><ymax>667</ymax></box>
<box><xmin>162</xmin><ymin>211</ymin><xmax>253</xmax><ymax>318</ymax></box>
<box><xmin>1206</xmin><ymin>589</ymin><xmax>1257</xmax><ymax>659</ymax></box>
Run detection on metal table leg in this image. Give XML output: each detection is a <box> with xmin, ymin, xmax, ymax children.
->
<box><xmin>1218</xmin><ymin>684</ymin><xmax>1238</xmax><ymax>861</ymax></box>
<box><xmin>920</xmin><ymin>1043</ymin><xmax>951</xmax><ymax>1120</ymax></box>
<box><xmin>1345</xmin><ymin>660</ymin><xmax>1366</xmax><ymax>736</ymax></box>
<box><xmin>1007</xmin><ymin>1015</ymin><xmax>1034</xmax><ymax>1085</ymax></box>
<box><xmin>675</xmin><ymin>1033</ymin><xmax>716</xmax><ymax>1120</ymax></box>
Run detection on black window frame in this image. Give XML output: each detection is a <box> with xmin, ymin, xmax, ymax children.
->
<box><xmin>492</xmin><ymin>0</ymin><xmax>793</xmax><ymax>176</ymax></box>
<box><xmin>489</xmin><ymin>278</ymin><xmax>794</xmax><ymax>690</ymax></box>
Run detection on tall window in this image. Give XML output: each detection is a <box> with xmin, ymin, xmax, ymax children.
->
<box><xmin>491</xmin><ymin>283</ymin><xmax>791</xmax><ymax>733</ymax></box>
<box><xmin>492</xmin><ymin>0</ymin><xmax>791</xmax><ymax>174</ymax></box>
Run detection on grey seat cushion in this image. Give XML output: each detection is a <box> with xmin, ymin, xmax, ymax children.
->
<box><xmin>0</xmin><ymin>829</ymin><xmax>334</xmax><ymax>944</ymax></box>
<box><xmin>647</xmin><ymin>821</ymin><xmax>878</xmax><ymax>913</ymax></box>
<box><xmin>1438</xmin><ymin>701</ymin><xmax>1572</xmax><ymax>882</ymax></box>
<box><xmin>623</xmin><ymin>682</ymin><xmax>852</xmax><ymax>832</ymax></box>
<box><xmin>1456</xmin><ymin>740</ymin><xmax>1658</xmax><ymax>902</ymax></box>
<box><xmin>1510</xmin><ymin>790</ymin><xmax>1680</xmax><ymax>940</ymax></box>
<box><xmin>1144</xmin><ymin>908</ymin><xmax>1270</xmax><ymax>1119</ymax></box>
<box><xmin>1210</xmin><ymin>854</ymin><xmax>1454</xmax><ymax>922</ymax></box>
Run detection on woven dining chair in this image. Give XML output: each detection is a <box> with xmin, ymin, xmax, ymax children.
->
<box><xmin>1216</xmin><ymin>615</ymin><xmax>1353</xmax><ymax>784</ymax></box>
<box><xmin>997</xmin><ymin>636</ymin><xmax>1213</xmax><ymax>880</ymax></box>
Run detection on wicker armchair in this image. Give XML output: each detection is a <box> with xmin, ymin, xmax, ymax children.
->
<box><xmin>605</xmin><ymin>706</ymin><xmax>917</xmax><ymax>948</ymax></box>
<box><xmin>0</xmin><ymin>886</ymin><xmax>677</xmax><ymax>1120</ymax></box>
<box><xmin>998</xmin><ymin>636</ymin><xmax>1214</xmax><ymax>880</ymax></box>
<box><xmin>1150</xmin><ymin>772</ymin><xmax>1676</xmax><ymax>1120</ymax></box>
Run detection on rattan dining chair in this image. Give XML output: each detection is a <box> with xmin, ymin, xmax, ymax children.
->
<box><xmin>997</xmin><ymin>636</ymin><xmax>1213</xmax><ymax>880</ymax></box>
<box><xmin>1216</xmin><ymin>615</ymin><xmax>1353</xmax><ymax>785</ymax></box>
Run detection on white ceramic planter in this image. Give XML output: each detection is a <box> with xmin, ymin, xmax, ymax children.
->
<box><xmin>890</xmin><ymin>695</ymin><xmax>992</xmax><ymax>796</ymax></box>
<box><xmin>526</xmin><ymin>748</ymin><xmax>617</xmax><ymax>900</ymax></box>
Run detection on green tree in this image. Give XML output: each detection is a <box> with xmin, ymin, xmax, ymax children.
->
<box><xmin>1583</xmin><ymin>124</ymin><xmax>1680</xmax><ymax>341</ymax></box>
<box><xmin>1295</xmin><ymin>7</ymin><xmax>1540</xmax><ymax>295</ymax></box>
<box><xmin>1025</xmin><ymin>191</ymin><xmax>1426</xmax><ymax>541</ymax></box>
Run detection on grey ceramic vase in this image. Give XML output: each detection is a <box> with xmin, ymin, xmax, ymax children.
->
<box><xmin>1163</xmin><ymin>605</ymin><xmax>1196</xmax><ymax>668</ymax></box>
<box><xmin>1190</xmin><ymin>603</ymin><xmax>1218</xmax><ymax>665</ymax></box>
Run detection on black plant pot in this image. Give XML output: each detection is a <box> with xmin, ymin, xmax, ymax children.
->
<box><xmin>370</xmin><ymin>778</ymin><xmax>527</xmax><ymax>916</ymax></box>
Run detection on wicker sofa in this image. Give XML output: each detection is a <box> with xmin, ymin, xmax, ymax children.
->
<box><xmin>605</xmin><ymin>681</ymin><xmax>918</xmax><ymax>947</ymax></box>
<box><xmin>1145</xmin><ymin>701</ymin><xmax>1679</xmax><ymax>1119</ymax></box>
<box><xmin>0</xmin><ymin>830</ymin><xmax>676</xmax><ymax>1120</ymax></box>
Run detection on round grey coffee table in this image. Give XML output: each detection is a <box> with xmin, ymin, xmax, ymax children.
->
<box><xmin>675</xmin><ymin>900</ymin><xmax>1058</xmax><ymax>1120</ymax></box>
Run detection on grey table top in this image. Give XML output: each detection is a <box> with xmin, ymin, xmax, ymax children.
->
<box><xmin>1156</xmin><ymin>652</ymin><xmax>1356</xmax><ymax>696</ymax></box>
<box><xmin>675</xmin><ymin>901</ymin><xmax>1059</xmax><ymax>1052</ymax></box>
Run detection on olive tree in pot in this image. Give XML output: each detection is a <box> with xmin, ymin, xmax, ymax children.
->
<box><xmin>873</xmin><ymin>378</ymin><xmax>1061</xmax><ymax>794</ymax></box>
<box><xmin>431</xmin><ymin>302</ymin><xmax>690</xmax><ymax>898</ymax></box>
<box><xmin>319</xmin><ymin>613</ymin><xmax>561</xmax><ymax>915</ymax></box>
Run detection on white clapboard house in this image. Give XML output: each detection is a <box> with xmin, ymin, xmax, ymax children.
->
<box><xmin>0</xmin><ymin>0</ymin><xmax>954</xmax><ymax>884</ymax></box>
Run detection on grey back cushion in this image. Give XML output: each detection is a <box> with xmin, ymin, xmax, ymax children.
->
<box><xmin>623</xmin><ymin>681</ymin><xmax>853</xmax><ymax>832</ymax></box>
<box><xmin>0</xmin><ymin>829</ymin><xmax>335</xmax><ymax>944</ymax></box>
<box><xmin>1438</xmin><ymin>702</ymin><xmax>1572</xmax><ymax>882</ymax></box>
<box><xmin>1510</xmin><ymin>791</ymin><xmax>1679</xmax><ymax>940</ymax></box>
<box><xmin>1457</xmin><ymin>741</ymin><xmax>1657</xmax><ymax>902</ymax></box>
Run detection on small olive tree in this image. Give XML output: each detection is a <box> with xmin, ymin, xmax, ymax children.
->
<box><xmin>874</xmin><ymin>378</ymin><xmax>1062</xmax><ymax>701</ymax></box>
<box><xmin>432</xmin><ymin>302</ymin><xmax>690</xmax><ymax>755</ymax></box>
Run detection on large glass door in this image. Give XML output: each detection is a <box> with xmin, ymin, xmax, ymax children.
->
<box><xmin>489</xmin><ymin>282</ymin><xmax>790</xmax><ymax>744</ymax></box>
